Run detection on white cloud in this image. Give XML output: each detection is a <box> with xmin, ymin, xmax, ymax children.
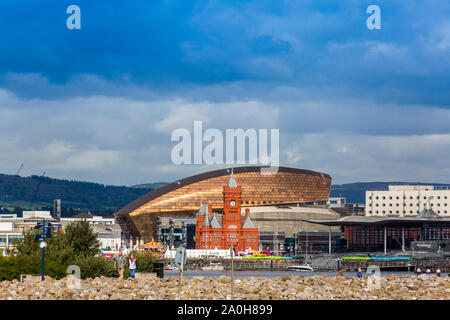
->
<box><xmin>0</xmin><ymin>78</ymin><xmax>450</xmax><ymax>186</ymax></box>
<box><xmin>154</xmin><ymin>100</ymin><xmax>280</xmax><ymax>134</ymax></box>
<box><xmin>282</xmin><ymin>133</ymin><xmax>450</xmax><ymax>184</ymax></box>
<box><xmin>363</xmin><ymin>42</ymin><xmax>408</xmax><ymax>60</ymax></box>
<box><xmin>54</xmin><ymin>149</ymin><xmax>120</xmax><ymax>171</ymax></box>
<box><xmin>423</xmin><ymin>21</ymin><xmax>450</xmax><ymax>52</ymax></box>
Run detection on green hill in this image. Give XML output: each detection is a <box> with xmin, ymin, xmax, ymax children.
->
<box><xmin>2</xmin><ymin>173</ymin><xmax>448</xmax><ymax>215</ymax></box>
<box><xmin>0</xmin><ymin>174</ymin><xmax>151</xmax><ymax>214</ymax></box>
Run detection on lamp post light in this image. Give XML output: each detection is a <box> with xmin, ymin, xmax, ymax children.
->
<box><xmin>34</xmin><ymin>220</ymin><xmax>52</xmax><ymax>281</ymax></box>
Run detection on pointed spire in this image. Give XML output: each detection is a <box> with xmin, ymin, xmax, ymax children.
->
<box><xmin>228</xmin><ymin>167</ymin><xmax>237</xmax><ymax>188</ymax></box>
<box><xmin>202</xmin><ymin>213</ymin><xmax>211</xmax><ymax>227</ymax></box>
<box><xmin>242</xmin><ymin>216</ymin><xmax>256</xmax><ymax>229</ymax></box>
<box><xmin>210</xmin><ymin>213</ymin><xmax>222</xmax><ymax>228</ymax></box>
<box><xmin>198</xmin><ymin>203</ymin><xmax>209</xmax><ymax>216</ymax></box>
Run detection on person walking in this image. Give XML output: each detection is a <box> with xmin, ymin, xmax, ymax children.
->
<box><xmin>436</xmin><ymin>268</ymin><xmax>441</xmax><ymax>277</ymax></box>
<box><xmin>356</xmin><ymin>268</ymin><xmax>363</xmax><ymax>279</ymax></box>
<box><xmin>129</xmin><ymin>254</ymin><xmax>137</xmax><ymax>279</ymax></box>
<box><xmin>114</xmin><ymin>251</ymin><xmax>127</xmax><ymax>280</ymax></box>
<box><xmin>338</xmin><ymin>267</ymin><xmax>344</xmax><ymax>277</ymax></box>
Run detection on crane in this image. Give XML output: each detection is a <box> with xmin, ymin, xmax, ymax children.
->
<box><xmin>3</xmin><ymin>163</ymin><xmax>24</xmax><ymax>201</ymax></box>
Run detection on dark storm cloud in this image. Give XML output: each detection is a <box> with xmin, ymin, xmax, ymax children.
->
<box><xmin>0</xmin><ymin>1</ymin><xmax>449</xmax><ymax>184</ymax></box>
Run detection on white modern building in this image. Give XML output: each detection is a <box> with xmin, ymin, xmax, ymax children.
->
<box><xmin>366</xmin><ymin>185</ymin><xmax>450</xmax><ymax>217</ymax></box>
<box><xmin>60</xmin><ymin>212</ymin><xmax>121</xmax><ymax>250</ymax></box>
<box><xmin>60</xmin><ymin>215</ymin><xmax>115</xmax><ymax>225</ymax></box>
<box><xmin>328</xmin><ymin>197</ymin><xmax>346</xmax><ymax>208</ymax></box>
<box><xmin>0</xmin><ymin>211</ymin><xmax>59</xmax><ymax>250</ymax></box>
<box><xmin>22</xmin><ymin>211</ymin><xmax>52</xmax><ymax>219</ymax></box>
<box><xmin>91</xmin><ymin>224</ymin><xmax>122</xmax><ymax>250</ymax></box>
<box><xmin>0</xmin><ymin>211</ymin><xmax>121</xmax><ymax>251</ymax></box>
<box><xmin>0</xmin><ymin>221</ymin><xmax>24</xmax><ymax>249</ymax></box>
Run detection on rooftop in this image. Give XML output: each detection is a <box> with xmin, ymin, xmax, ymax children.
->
<box><xmin>302</xmin><ymin>215</ymin><xmax>450</xmax><ymax>227</ymax></box>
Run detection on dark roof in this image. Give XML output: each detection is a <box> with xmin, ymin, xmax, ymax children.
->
<box><xmin>115</xmin><ymin>166</ymin><xmax>331</xmax><ymax>218</ymax></box>
<box><xmin>301</xmin><ymin>215</ymin><xmax>450</xmax><ymax>227</ymax></box>
<box><xmin>74</xmin><ymin>211</ymin><xmax>94</xmax><ymax>219</ymax></box>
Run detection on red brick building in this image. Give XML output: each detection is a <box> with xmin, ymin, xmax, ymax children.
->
<box><xmin>195</xmin><ymin>171</ymin><xmax>259</xmax><ymax>253</ymax></box>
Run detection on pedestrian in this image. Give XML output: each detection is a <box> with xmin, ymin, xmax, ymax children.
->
<box><xmin>436</xmin><ymin>268</ymin><xmax>441</xmax><ymax>277</ymax></box>
<box><xmin>426</xmin><ymin>266</ymin><xmax>431</xmax><ymax>274</ymax></box>
<box><xmin>129</xmin><ymin>254</ymin><xmax>137</xmax><ymax>279</ymax></box>
<box><xmin>416</xmin><ymin>266</ymin><xmax>422</xmax><ymax>274</ymax></box>
<box><xmin>113</xmin><ymin>250</ymin><xmax>127</xmax><ymax>280</ymax></box>
<box><xmin>338</xmin><ymin>267</ymin><xmax>344</xmax><ymax>277</ymax></box>
<box><xmin>356</xmin><ymin>268</ymin><xmax>363</xmax><ymax>279</ymax></box>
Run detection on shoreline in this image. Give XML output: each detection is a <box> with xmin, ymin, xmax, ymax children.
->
<box><xmin>1</xmin><ymin>274</ymin><xmax>449</xmax><ymax>300</ymax></box>
<box><xmin>164</xmin><ymin>269</ymin><xmax>449</xmax><ymax>279</ymax></box>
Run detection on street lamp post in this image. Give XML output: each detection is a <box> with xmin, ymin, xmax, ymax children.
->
<box><xmin>34</xmin><ymin>220</ymin><xmax>52</xmax><ymax>281</ymax></box>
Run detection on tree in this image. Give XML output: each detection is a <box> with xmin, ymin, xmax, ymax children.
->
<box><xmin>13</xmin><ymin>229</ymin><xmax>40</xmax><ymax>257</ymax></box>
<box><xmin>15</xmin><ymin>220</ymin><xmax>100</xmax><ymax>260</ymax></box>
<box><xmin>7</xmin><ymin>220</ymin><xmax>116</xmax><ymax>280</ymax></box>
<box><xmin>14</xmin><ymin>228</ymin><xmax>73</xmax><ymax>262</ymax></box>
<box><xmin>64</xmin><ymin>219</ymin><xmax>101</xmax><ymax>257</ymax></box>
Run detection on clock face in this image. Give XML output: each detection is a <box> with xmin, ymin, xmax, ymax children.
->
<box><xmin>230</xmin><ymin>200</ymin><xmax>236</xmax><ymax>207</ymax></box>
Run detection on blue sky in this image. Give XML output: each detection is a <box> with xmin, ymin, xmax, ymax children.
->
<box><xmin>0</xmin><ymin>1</ymin><xmax>449</xmax><ymax>185</ymax></box>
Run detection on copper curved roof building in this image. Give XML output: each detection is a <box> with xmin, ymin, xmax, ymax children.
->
<box><xmin>116</xmin><ymin>166</ymin><xmax>332</xmax><ymax>242</ymax></box>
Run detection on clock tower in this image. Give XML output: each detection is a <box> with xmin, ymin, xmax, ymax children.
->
<box><xmin>221</xmin><ymin>169</ymin><xmax>244</xmax><ymax>251</ymax></box>
<box><xmin>222</xmin><ymin>170</ymin><xmax>242</xmax><ymax>222</ymax></box>
<box><xmin>195</xmin><ymin>169</ymin><xmax>259</xmax><ymax>253</ymax></box>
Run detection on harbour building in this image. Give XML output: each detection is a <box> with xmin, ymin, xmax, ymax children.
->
<box><xmin>366</xmin><ymin>185</ymin><xmax>450</xmax><ymax>217</ymax></box>
<box><xmin>195</xmin><ymin>170</ymin><xmax>259</xmax><ymax>253</ymax></box>
<box><xmin>115</xmin><ymin>166</ymin><xmax>336</xmax><ymax>248</ymax></box>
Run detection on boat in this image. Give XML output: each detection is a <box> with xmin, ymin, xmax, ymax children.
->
<box><xmin>288</xmin><ymin>264</ymin><xmax>314</xmax><ymax>272</ymax></box>
<box><xmin>165</xmin><ymin>263</ymin><xmax>178</xmax><ymax>271</ymax></box>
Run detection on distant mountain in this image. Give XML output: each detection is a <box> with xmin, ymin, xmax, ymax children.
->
<box><xmin>0</xmin><ymin>174</ymin><xmax>151</xmax><ymax>212</ymax></box>
<box><xmin>330</xmin><ymin>182</ymin><xmax>450</xmax><ymax>204</ymax></box>
<box><xmin>130</xmin><ymin>182</ymin><xmax>168</xmax><ymax>189</ymax></box>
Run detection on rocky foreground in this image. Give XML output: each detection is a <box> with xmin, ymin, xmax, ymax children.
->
<box><xmin>1</xmin><ymin>274</ymin><xmax>450</xmax><ymax>300</ymax></box>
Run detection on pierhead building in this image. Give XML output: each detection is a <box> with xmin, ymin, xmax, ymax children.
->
<box><xmin>195</xmin><ymin>171</ymin><xmax>259</xmax><ymax>253</ymax></box>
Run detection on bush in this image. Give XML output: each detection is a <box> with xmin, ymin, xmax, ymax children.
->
<box><xmin>2</xmin><ymin>219</ymin><xmax>113</xmax><ymax>281</ymax></box>
<box><xmin>0</xmin><ymin>255</ymin><xmax>117</xmax><ymax>281</ymax></box>
<box><xmin>132</xmin><ymin>252</ymin><xmax>158</xmax><ymax>272</ymax></box>
<box><xmin>0</xmin><ymin>256</ymin><xmax>67</xmax><ymax>281</ymax></box>
<box><xmin>72</xmin><ymin>256</ymin><xmax>118</xmax><ymax>279</ymax></box>
<box><xmin>0</xmin><ymin>256</ymin><xmax>22</xmax><ymax>281</ymax></box>
<box><xmin>14</xmin><ymin>220</ymin><xmax>100</xmax><ymax>261</ymax></box>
